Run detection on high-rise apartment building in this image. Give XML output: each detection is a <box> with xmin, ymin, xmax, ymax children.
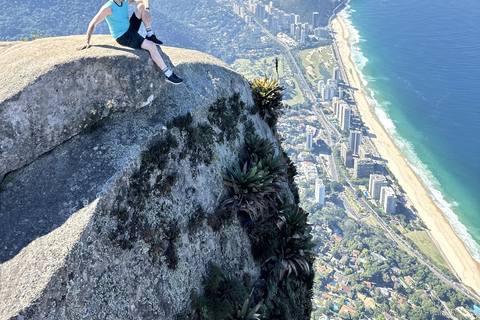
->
<box><xmin>349</xmin><ymin>130</ymin><xmax>362</xmax><ymax>155</ymax></box>
<box><xmin>340</xmin><ymin>106</ymin><xmax>351</xmax><ymax>131</ymax></box>
<box><xmin>312</xmin><ymin>12</ymin><xmax>320</xmax><ymax>29</ymax></box>
<box><xmin>306</xmin><ymin>129</ymin><xmax>314</xmax><ymax>149</ymax></box>
<box><xmin>333</xmin><ymin>67</ymin><xmax>340</xmax><ymax>82</ymax></box>
<box><xmin>315</xmin><ymin>178</ymin><xmax>325</xmax><ymax>205</ymax></box>
<box><xmin>295</xmin><ymin>24</ymin><xmax>301</xmax><ymax>40</ymax></box>
<box><xmin>341</xmin><ymin>142</ymin><xmax>354</xmax><ymax>168</ymax></box>
<box><xmin>380</xmin><ymin>186</ymin><xmax>396</xmax><ymax>214</ymax></box>
<box><xmin>368</xmin><ymin>174</ymin><xmax>388</xmax><ymax>199</ymax></box>
<box><xmin>354</xmin><ymin>159</ymin><xmax>374</xmax><ymax>179</ymax></box>
<box><xmin>318</xmin><ymin>80</ymin><xmax>325</xmax><ymax>94</ymax></box>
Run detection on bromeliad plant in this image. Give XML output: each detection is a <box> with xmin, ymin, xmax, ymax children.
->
<box><xmin>221</xmin><ymin>135</ymin><xmax>286</xmax><ymax>222</ymax></box>
<box><xmin>276</xmin><ymin>205</ymin><xmax>312</xmax><ymax>237</ymax></box>
<box><xmin>266</xmin><ymin>205</ymin><xmax>315</xmax><ymax>280</ymax></box>
<box><xmin>229</xmin><ymin>299</ymin><xmax>263</xmax><ymax>320</ymax></box>
<box><xmin>251</xmin><ymin>75</ymin><xmax>285</xmax><ymax>128</ymax></box>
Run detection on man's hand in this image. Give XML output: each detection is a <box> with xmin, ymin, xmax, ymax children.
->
<box><xmin>77</xmin><ymin>42</ymin><xmax>90</xmax><ymax>51</ymax></box>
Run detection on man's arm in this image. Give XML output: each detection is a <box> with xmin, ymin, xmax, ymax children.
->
<box><xmin>77</xmin><ymin>5</ymin><xmax>112</xmax><ymax>51</ymax></box>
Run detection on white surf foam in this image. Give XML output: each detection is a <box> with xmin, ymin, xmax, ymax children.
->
<box><xmin>339</xmin><ymin>6</ymin><xmax>480</xmax><ymax>263</ymax></box>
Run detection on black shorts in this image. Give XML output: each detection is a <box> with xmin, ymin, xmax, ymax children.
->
<box><xmin>115</xmin><ymin>13</ymin><xmax>144</xmax><ymax>49</ymax></box>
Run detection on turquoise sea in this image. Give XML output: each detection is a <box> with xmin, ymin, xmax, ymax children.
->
<box><xmin>339</xmin><ymin>0</ymin><xmax>480</xmax><ymax>261</ymax></box>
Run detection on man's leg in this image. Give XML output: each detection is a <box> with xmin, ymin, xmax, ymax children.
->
<box><xmin>141</xmin><ymin>40</ymin><xmax>167</xmax><ymax>70</ymax></box>
<box><xmin>141</xmin><ymin>40</ymin><xmax>183</xmax><ymax>84</ymax></box>
<box><xmin>134</xmin><ymin>3</ymin><xmax>162</xmax><ymax>45</ymax></box>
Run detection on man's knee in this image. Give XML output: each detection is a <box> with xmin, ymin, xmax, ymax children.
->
<box><xmin>136</xmin><ymin>2</ymin><xmax>145</xmax><ymax>13</ymax></box>
<box><xmin>135</xmin><ymin>3</ymin><xmax>145</xmax><ymax>18</ymax></box>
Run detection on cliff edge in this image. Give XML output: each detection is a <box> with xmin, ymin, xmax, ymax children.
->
<box><xmin>0</xmin><ymin>36</ymin><xmax>312</xmax><ymax>319</ymax></box>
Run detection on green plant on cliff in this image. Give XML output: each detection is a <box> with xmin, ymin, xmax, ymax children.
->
<box><xmin>167</xmin><ymin>112</ymin><xmax>216</xmax><ymax>168</ymax></box>
<box><xmin>251</xmin><ymin>75</ymin><xmax>285</xmax><ymax>128</ymax></box>
<box><xmin>208</xmin><ymin>93</ymin><xmax>245</xmax><ymax>142</ymax></box>
<box><xmin>221</xmin><ymin>135</ymin><xmax>285</xmax><ymax>222</ymax></box>
<box><xmin>221</xmin><ymin>161</ymin><xmax>278</xmax><ymax>221</ymax></box>
<box><xmin>192</xmin><ymin>266</ymin><xmax>253</xmax><ymax>320</ymax></box>
<box><xmin>229</xmin><ymin>299</ymin><xmax>263</xmax><ymax>320</ymax></box>
<box><xmin>21</xmin><ymin>29</ymin><xmax>48</xmax><ymax>41</ymax></box>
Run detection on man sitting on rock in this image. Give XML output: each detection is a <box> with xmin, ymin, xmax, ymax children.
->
<box><xmin>78</xmin><ymin>0</ymin><xmax>183</xmax><ymax>85</ymax></box>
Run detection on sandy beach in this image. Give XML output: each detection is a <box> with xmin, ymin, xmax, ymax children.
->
<box><xmin>332</xmin><ymin>16</ymin><xmax>480</xmax><ymax>296</ymax></box>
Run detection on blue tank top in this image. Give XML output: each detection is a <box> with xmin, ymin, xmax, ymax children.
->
<box><xmin>105</xmin><ymin>0</ymin><xmax>130</xmax><ymax>39</ymax></box>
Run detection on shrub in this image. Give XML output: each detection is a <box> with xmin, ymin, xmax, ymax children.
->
<box><xmin>251</xmin><ymin>75</ymin><xmax>285</xmax><ymax>128</ymax></box>
<box><xmin>221</xmin><ymin>135</ymin><xmax>285</xmax><ymax>222</ymax></box>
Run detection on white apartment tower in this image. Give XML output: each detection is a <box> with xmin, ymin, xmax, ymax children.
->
<box><xmin>380</xmin><ymin>186</ymin><xmax>396</xmax><ymax>214</ymax></box>
<box><xmin>318</xmin><ymin>80</ymin><xmax>325</xmax><ymax>94</ymax></box>
<box><xmin>368</xmin><ymin>174</ymin><xmax>388</xmax><ymax>199</ymax></box>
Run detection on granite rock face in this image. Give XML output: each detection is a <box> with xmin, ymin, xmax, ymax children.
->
<box><xmin>0</xmin><ymin>36</ymin><xmax>284</xmax><ymax>319</ymax></box>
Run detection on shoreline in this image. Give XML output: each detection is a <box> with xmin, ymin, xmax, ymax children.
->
<box><xmin>331</xmin><ymin>15</ymin><xmax>480</xmax><ymax>296</ymax></box>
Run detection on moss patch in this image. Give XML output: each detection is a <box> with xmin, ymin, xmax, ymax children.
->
<box><xmin>167</xmin><ymin>112</ymin><xmax>217</xmax><ymax>168</ymax></box>
<box><xmin>208</xmin><ymin>93</ymin><xmax>245</xmax><ymax>142</ymax></box>
<box><xmin>107</xmin><ymin>131</ymin><xmax>181</xmax><ymax>268</ymax></box>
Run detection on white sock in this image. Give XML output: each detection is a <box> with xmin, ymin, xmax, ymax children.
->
<box><xmin>162</xmin><ymin>66</ymin><xmax>173</xmax><ymax>77</ymax></box>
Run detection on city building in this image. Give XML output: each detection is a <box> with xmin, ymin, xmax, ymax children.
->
<box><xmin>359</xmin><ymin>145</ymin><xmax>372</xmax><ymax>159</ymax></box>
<box><xmin>380</xmin><ymin>186</ymin><xmax>396</xmax><ymax>214</ymax></box>
<box><xmin>333</xmin><ymin>67</ymin><xmax>339</xmax><ymax>82</ymax></box>
<box><xmin>314</xmin><ymin>28</ymin><xmax>328</xmax><ymax>38</ymax></box>
<box><xmin>327</xmin><ymin>78</ymin><xmax>337</xmax><ymax>87</ymax></box>
<box><xmin>315</xmin><ymin>178</ymin><xmax>325</xmax><ymax>205</ymax></box>
<box><xmin>368</xmin><ymin>174</ymin><xmax>388</xmax><ymax>199</ymax></box>
<box><xmin>295</xmin><ymin>24</ymin><xmax>301</xmax><ymax>40</ymax></box>
<box><xmin>321</xmin><ymin>84</ymin><xmax>335</xmax><ymax>101</ymax></box>
<box><xmin>318</xmin><ymin>80</ymin><xmax>325</xmax><ymax>94</ymax></box>
<box><xmin>338</xmin><ymin>87</ymin><xmax>343</xmax><ymax>99</ymax></box>
<box><xmin>312</xmin><ymin>12</ymin><xmax>320</xmax><ymax>29</ymax></box>
<box><xmin>349</xmin><ymin>130</ymin><xmax>362</xmax><ymax>155</ymax></box>
<box><xmin>290</xmin><ymin>23</ymin><xmax>296</xmax><ymax>36</ymax></box>
<box><xmin>302</xmin><ymin>161</ymin><xmax>318</xmax><ymax>181</ymax></box>
<box><xmin>295</xmin><ymin>14</ymin><xmax>300</xmax><ymax>24</ymax></box>
<box><xmin>254</xmin><ymin>4</ymin><xmax>266</xmax><ymax>19</ymax></box>
<box><xmin>354</xmin><ymin>159</ymin><xmax>374</xmax><ymax>179</ymax></box>
<box><xmin>341</xmin><ymin>142</ymin><xmax>354</xmax><ymax>168</ymax></box>
<box><xmin>300</xmin><ymin>27</ymin><xmax>306</xmax><ymax>43</ymax></box>
<box><xmin>306</xmin><ymin>127</ymin><xmax>314</xmax><ymax>149</ymax></box>
<box><xmin>340</xmin><ymin>105</ymin><xmax>351</xmax><ymax>131</ymax></box>
<box><xmin>332</xmin><ymin>97</ymin><xmax>341</xmax><ymax>117</ymax></box>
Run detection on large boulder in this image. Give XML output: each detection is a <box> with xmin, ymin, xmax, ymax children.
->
<box><xmin>0</xmin><ymin>35</ymin><xmax>283</xmax><ymax>319</ymax></box>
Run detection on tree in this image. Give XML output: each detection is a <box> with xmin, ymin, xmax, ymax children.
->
<box><xmin>355</xmin><ymin>189</ymin><xmax>363</xmax><ymax>198</ymax></box>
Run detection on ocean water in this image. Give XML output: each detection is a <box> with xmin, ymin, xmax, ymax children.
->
<box><xmin>339</xmin><ymin>0</ymin><xmax>480</xmax><ymax>261</ymax></box>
